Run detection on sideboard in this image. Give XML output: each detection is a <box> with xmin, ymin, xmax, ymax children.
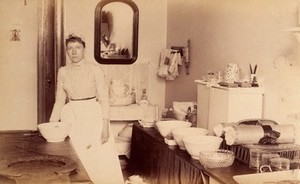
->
<box><xmin>129</xmin><ymin>123</ymin><xmax>256</xmax><ymax>184</ymax></box>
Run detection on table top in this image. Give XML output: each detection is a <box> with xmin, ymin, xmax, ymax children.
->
<box><xmin>132</xmin><ymin>124</ymin><xmax>257</xmax><ymax>184</ymax></box>
<box><xmin>0</xmin><ymin>131</ymin><xmax>92</xmax><ymax>184</ymax></box>
<box><xmin>195</xmin><ymin>79</ymin><xmax>265</xmax><ymax>93</ymax></box>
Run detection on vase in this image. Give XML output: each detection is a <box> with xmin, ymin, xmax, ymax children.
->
<box><xmin>223</xmin><ymin>63</ymin><xmax>240</xmax><ymax>83</ymax></box>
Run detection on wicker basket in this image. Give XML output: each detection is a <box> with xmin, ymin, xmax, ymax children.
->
<box><xmin>199</xmin><ymin>149</ymin><xmax>235</xmax><ymax>168</ymax></box>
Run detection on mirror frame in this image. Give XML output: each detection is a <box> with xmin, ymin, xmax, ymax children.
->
<box><xmin>94</xmin><ymin>0</ymin><xmax>139</xmax><ymax>64</ymax></box>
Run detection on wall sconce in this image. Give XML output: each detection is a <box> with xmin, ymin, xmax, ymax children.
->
<box><xmin>11</xmin><ymin>29</ymin><xmax>21</xmax><ymax>41</ymax></box>
<box><xmin>10</xmin><ymin>23</ymin><xmax>21</xmax><ymax>41</ymax></box>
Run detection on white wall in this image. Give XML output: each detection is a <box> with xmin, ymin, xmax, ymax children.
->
<box><xmin>2</xmin><ymin>0</ymin><xmax>300</xmax><ymax>130</ymax></box>
<box><xmin>0</xmin><ymin>0</ymin><xmax>167</xmax><ymax>131</ymax></box>
<box><xmin>166</xmin><ymin>0</ymin><xmax>300</xmax><ymax>124</ymax></box>
<box><xmin>65</xmin><ymin>0</ymin><xmax>167</xmax><ymax>115</ymax></box>
<box><xmin>0</xmin><ymin>0</ymin><xmax>38</xmax><ymax>130</ymax></box>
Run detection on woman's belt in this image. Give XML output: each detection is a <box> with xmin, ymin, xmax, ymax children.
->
<box><xmin>69</xmin><ymin>96</ymin><xmax>96</xmax><ymax>101</ymax></box>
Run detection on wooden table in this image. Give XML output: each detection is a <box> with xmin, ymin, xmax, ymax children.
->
<box><xmin>0</xmin><ymin>131</ymin><xmax>92</xmax><ymax>184</ymax></box>
<box><xmin>130</xmin><ymin>124</ymin><xmax>257</xmax><ymax>184</ymax></box>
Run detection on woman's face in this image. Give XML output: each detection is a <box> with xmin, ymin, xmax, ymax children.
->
<box><xmin>66</xmin><ymin>41</ymin><xmax>85</xmax><ymax>63</ymax></box>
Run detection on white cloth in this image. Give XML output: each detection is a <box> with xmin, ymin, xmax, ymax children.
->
<box><xmin>157</xmin><ymin>49</ymin><xmax>182</xmax><ymax>80</ymax></box>
<box><xmin>213</xmin><ymin>122</ymin><xmax>237</xmax><ymax>137</ymax></box>
<box><xmin>61</xmin><ymin>99</ymin><xmax>124</xmax><ymax>184</ymax></box>
<box><xmin>157</xmin><ymin>49</ymin><xmax>170</xmax><ymax>78</ymax></box>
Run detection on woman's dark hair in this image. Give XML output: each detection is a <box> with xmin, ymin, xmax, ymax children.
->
<box><xmin>66</xmin><ymin>34</ymin><xmax>86</xmax><ymax>48</ymax></box>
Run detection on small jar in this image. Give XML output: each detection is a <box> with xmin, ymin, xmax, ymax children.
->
<box><xmin>270</xmin><ymin>158</ymin><xmax>290</xmax><ymax>171</ymax></box>
<box><xmin>139</xmin><ymin>88</ymin><xmax>149</xmax><ymax>106</ymax></box>
<box><xmin>261</xmin><ymin>153</ymin><xmax>280</xmax><ymax>165</ymax></box>
<box><xmin>140</xmin><ymin>88</ymin><xmax>148</xmax><ymax>100</ymax></box>
<box><xmin>249</xmin><ymin>149</ymin><xmax>264</xmax><ymax>170</ymax></box>
<box><xmin>290</xmin><ymin>158</ymin><xmax>300</xmax><ymax>169</ymax></box>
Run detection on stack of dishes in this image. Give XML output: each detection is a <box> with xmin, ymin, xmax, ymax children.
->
<box><xmin>138</xmin><ymin>119</ymin><xmax>155</xmax><ymax>128</ymax></box>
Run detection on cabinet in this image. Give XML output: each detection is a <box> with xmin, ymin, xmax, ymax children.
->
<box><xmin>130</xmin><ymin>124</ymin><xmax>256</xmax><ymax>184</ymax></box>
<box><xmin>130</xmin><ymin>124</ymin><xmax>208</xmax><ymax>184</ymax></box>
<box><xmin>195</xmin><ymin>80</ymin><xmax>264</xmax><ymax>135</ymax></box>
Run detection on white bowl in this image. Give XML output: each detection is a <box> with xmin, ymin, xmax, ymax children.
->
<box><xmin>182</xmin><ymin>135</ymin><xmax>223</xmax><ymax>159</ymax></box>
<box><xmin>172</xmin><ymin>127</ymin><xmax>209</xmax><ymax>150</ymax></box>
<box><xmin>38</xmin><ymin>122</ymin><xmax>71</xmax><ymax>143</ymax></box>
<box><xmin>155</xmin><ymin>120</ymin><xmax>191</xmax><ymax>138</ymax></box>
<box><xmin>138</xmin><ymin>119</ymin><xmax>155</xmax><ymax>128</ymax></box>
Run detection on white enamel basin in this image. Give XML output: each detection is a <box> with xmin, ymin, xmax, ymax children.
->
<box><xmin>110</xmin><ymin>96</ymin><xmax>133</xmax><ymax>106</ymax></box>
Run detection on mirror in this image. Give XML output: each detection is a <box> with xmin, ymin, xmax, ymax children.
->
<box><xmin>95</xmin><ymin>0</ymin><xmax>139</xmax><ymax>64</ymax></box>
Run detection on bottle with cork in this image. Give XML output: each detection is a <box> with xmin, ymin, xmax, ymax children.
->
<box><xmin>185</xmin><ymin>105</ymin><xmax>197</xmax><ymax>127</ymax></box>
<box><xmin>131</xmin><ymin>87</ymin><xmax>136</xmax><ymax>104</ymax></box>
<box><xmin>138</xmin><ymin>88</ymin><xmax>149</xmax><ymax>106</ymax></box>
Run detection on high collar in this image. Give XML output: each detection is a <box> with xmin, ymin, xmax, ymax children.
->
<box><xmin>70</xmin><ymin>59</ymin><xmax>87</xmax><ymax>68</ymax></box>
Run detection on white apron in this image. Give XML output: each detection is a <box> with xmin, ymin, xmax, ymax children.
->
<box><xmin>60</xmin><ymin>99</ymin><xmax>124</xmax><ymax>184</ymax></box>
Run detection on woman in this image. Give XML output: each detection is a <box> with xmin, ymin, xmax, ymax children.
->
<box><xmin>50</xmin><ymin>34</ymin><xmax>124</xmax><ymax>184</ymax></box>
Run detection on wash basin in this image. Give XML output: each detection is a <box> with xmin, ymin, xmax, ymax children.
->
<box><xmin>233</xmin><ymin>169</ymin><xmax>300</xmax><ymax>184</ymax></box>
<box><xmin>0</xmin><ymin>155</ymin><xmax>78</xmax><ymax>184</ymax></box>
<box><xmin>110</xmin><ymin>95</ymin><xmax>133</xmax><ymax>106</ymax></box>
<box><xmin>109</xmin><ymin>79</ymin><xmax>134</xmax><ymax>106</ymax></box>
<box><xmin>0</xmin><ymin>175</ymin><xmax>15</xmax><ymax>184</ymax></box>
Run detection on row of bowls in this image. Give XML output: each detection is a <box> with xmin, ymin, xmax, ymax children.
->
<box><xmin>38</xmin><ymin>120</ymin><xmax>234</xmax><ymax>168</ymax></box>
<box><xmin>155</xmin><ymin>120</ymin><xmax>234</xmax><ymax>168</ymax></box>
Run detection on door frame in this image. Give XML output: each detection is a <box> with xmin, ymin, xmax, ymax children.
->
<box><xmin>37</xmin><ymin>0</ymin><xmax>65</xmax><ymax>124</ymax></box>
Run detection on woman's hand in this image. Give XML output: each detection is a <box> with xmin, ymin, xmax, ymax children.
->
<box><xmin>101</xmin><ymin>118</ymin><xmax>110</xmax><ymax>144</ymax></box>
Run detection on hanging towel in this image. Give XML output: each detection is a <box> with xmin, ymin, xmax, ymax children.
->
<box><xmin>157</xmin><ymin>49</ymin><xmax>183</xmax><ymax>80</ymax></box>
<box><xmin>157</xmin><ymin>49</ymin><xmax>172</xmax><ymax>78</ymax></box>
<box><xmin>167</xmin><ymin>52</ymin><xmax>182</xmax><ymax>80</ymax></box>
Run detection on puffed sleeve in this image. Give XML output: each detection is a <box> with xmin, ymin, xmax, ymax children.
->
<box><xmin>49</xmin><ymin>67</ymin><xmax>67</xmax><ymax>122</ymax></box>
<box><xmin>94</xmin><ymin>65</ymin><xmax>110</xmax><ymax>119</ymax></box>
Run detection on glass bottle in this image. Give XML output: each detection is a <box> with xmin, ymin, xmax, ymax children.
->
<box><xmin>139</xmin><ymin>88</ymin><xmax>149</xmax><ymax>106</ymax></box>
<box><xmin>131</xmin><ymin>87</ymin><xmax>136</xmax><ymax>104</ymax></box>
<box><xmin>140</xmin><ymin>88</ymin><xmax>148</xmax><ymax>100</ymax></box>
<box><xmin>191</xmin><ymin>104</ymin><xmax>197</xmax><ymax>127</ymax></box>
<box><xmin>185</xmin><ymin>106</ymin><xmax>192</xmax><ymax>122</ymax></box>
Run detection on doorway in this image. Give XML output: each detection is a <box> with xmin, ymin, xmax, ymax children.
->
<box><xmin>37</xmin><ymin>0</ymin><xmax>65</xmax><ymax>124</ymax></box>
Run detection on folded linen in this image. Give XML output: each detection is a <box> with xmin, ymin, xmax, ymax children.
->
<box><xmin>213</xmin><ymin>122</ymin><xmax>237</xmax><ymax>137</ymax></box>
